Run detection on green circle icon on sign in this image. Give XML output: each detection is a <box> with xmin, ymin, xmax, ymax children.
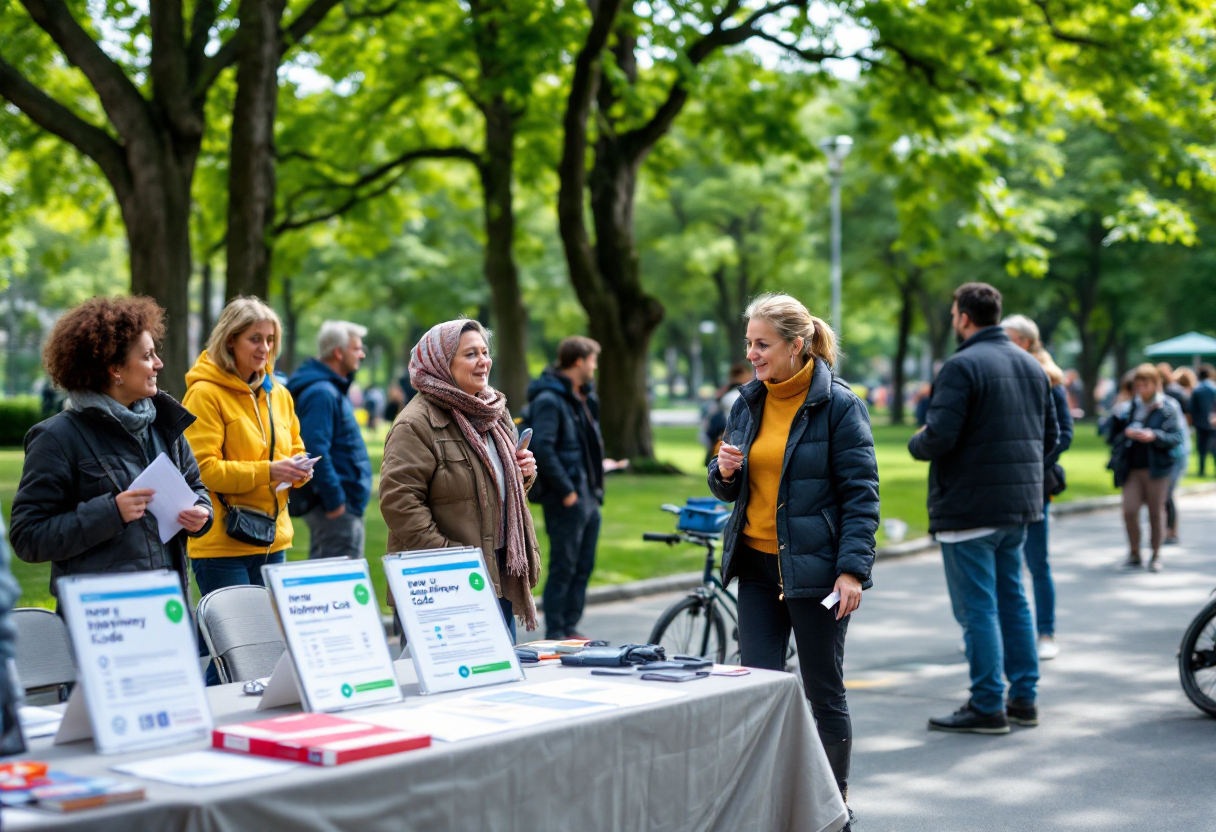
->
<box><xmin>469</xmin><ymin>572</ymin><xmax>485</xmax><ymax>591</ymax></box>
<box><xmin>341</xmin><ymin>683</ymin><xmax>353</xmax><ymax>698</ymax></box>
<box><xmin>354</xmin><ymin>584</ymin><xmax>370</xmax><ymax>605</ymax></box>
<box><xmin>164</xmin><ymin>599</ymin><xmax>183</xmax><ymax>624</ymax></box>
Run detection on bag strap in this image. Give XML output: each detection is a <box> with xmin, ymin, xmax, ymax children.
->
<box><xmin>216</xmin><ymin>386</ymin><xmax>280</xmax><ymax>521</ymax></box>
<box><xmin>63</xmin><ymin>411</ymin><xmax>125</xmax><ymax>494</ymax></box>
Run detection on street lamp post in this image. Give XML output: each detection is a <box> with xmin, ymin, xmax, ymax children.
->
<box><xmin>818</xmin><ymin>135</ymin><xmax>853</xmax><ymax>337</ymax></box>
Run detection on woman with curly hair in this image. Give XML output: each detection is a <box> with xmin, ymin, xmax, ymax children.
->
<box><xmin>10</xmin><ymin>297</ymin><xmax>213</xmax><ymax>606</ymax></box>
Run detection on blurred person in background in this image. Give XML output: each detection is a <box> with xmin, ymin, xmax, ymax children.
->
<box><xmin>184</xmin><ymin>298</ymin><xmax>310</xmax><ymax>684</ymax></box>
<box><xmin>1190</xmin><ymin>365</ymin><xmax>1216</xmax><ymax>477</ymax></box>
<box><xmin>287</xmin><ymin>321</ymin><xmax>373</xmax><ymax>560</ymax></box>
<box><xmin>1106</xmin><ymin>364</ymin><xmax>1184</xmax><ymax>572</ymax></box>
<box><xmin>1002</xmin><ymin>315</ymin><xmax>1073</xmax><ymax>661</ymax></box>
<box><xmin>702</xmin><ymin>361</ymin><xmax>753</xmax><ymax>465</ymax></box>
<box><xmin>1158</xmin><ymin>365</ymin><xmax>1191</xmax><ymax>545</ymax></box>
<box><xmin>11</xmin><ymin>298</ymin><xmax>212</xmax><ymax>604</ymax></box>
<box><xmin>913</xmin><ymin>382</ymin><xmax>933</xmax><ymax>427</ymax></box>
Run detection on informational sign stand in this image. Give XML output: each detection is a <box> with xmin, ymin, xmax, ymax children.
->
<box><xmin>262</xmin><ymin>558</ymin><xmax>402</xmax><ymax>713</ymax></box>
<box><xmin>55</xmin><ymin>570</ymin><xmax>212</xmax><ymax>754</ymax></box>
<box><xmin>383</xmin><ymin>547</ymin><xmax>525</xmax><ymax>695</ymax></box>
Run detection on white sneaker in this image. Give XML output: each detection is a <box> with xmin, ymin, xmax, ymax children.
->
<box><xmin>1038</xmin><ymin>635</ymin><xmax>1060</xmax><ymax>661</ymax></box>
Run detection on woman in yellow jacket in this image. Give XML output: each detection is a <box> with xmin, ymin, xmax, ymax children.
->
<box><xmin>183</xmin><ymin>297</ymin><xmax>311</xmax><ymax>684</ymax></box>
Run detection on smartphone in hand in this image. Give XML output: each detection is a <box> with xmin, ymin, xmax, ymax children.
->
<box><xmin>516</xmin><ymin>428</ymin><xmax>533</xmax><ymax>452</ymax></box>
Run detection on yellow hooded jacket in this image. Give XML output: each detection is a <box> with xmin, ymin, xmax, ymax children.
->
<box><xmin>182</xmin><ymin>351</ymin><xmax>306</xmax><ymax>558</ymax></box>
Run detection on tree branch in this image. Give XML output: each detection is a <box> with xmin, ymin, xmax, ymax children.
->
<box><xmin>0</xmin><ymin>55</ymin><xmax>131</xmax><ymax>198</ymax></box>
<box><xmin>19</xmin><ymin>0</ymin><xmax>150</xmax><ymax>141</ymax></box>
<box><xmin>149</xmin><ymin>0</ymin><xmax>202</xmax><ymax>137</ymax></box>
<box><xmin>1031</xmin><ymin>0</ymin><xmax>1105</xmax><ymax>47</ymax></box>
<box><xmin>621</xmin><ymin>1</ymin><xmax>808</xmax><ymax>162</ymax></box>
<box><xmin>188</xmin><ymin>0</ymin><xmax>220</xmax><ymax>89</ymax></box>
<box><xmin>282</xmin><ymin>0</ymin><xmax>345</xmax><ymax>50</ymax></box>
<box><xmin>275</xmin><ymin>146</ymin><xmax>481</xmax><ymax>234</ymax></box>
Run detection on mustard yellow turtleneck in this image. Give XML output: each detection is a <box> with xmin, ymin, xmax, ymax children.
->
<box><xmin>741</xmin><ymin>359</ymin><xmax>814</xmax><ymax>554</ymax></box>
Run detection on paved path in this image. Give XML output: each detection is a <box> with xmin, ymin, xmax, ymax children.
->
<box><xmin>575</xmin><ymin>492</ymin><xmax>1216</xmax><ymax>831</ymax></box>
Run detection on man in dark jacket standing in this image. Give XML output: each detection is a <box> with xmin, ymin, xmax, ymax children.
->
<box><xmin>287</xmin><ymin>321</ymin><xmax>372</xmax><ymax>560</ymax></box>
<box><xmin>910</xmin><ymin>283</ymin><xmax>1059</xmax><ymax>734</ymax></box>
<box><xmin>529</xmin><ymin>336</ymin><xmax>606</xmax><ymax>640</ymax></box>
<box><xmin>1190</xmin><ymin>365</ymin><xmax>1216</xmax><ymax>476</ymax></box>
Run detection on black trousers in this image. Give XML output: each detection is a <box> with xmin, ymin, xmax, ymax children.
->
<box><xmin>541</xmin><ymin>496</ymin><xmax>601</xmax><ymax>639</ymax></box>
<box><xmin>735</xmin><ymin>547</ymin><xmax>851</xmax><ymax>745</ymax></box>
<box><xmin>1197</xmin><ymin>429</ymin><xmax>1215</xmax><ymax>476</ymax></box>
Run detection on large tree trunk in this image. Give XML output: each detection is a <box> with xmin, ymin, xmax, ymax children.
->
<box><xmin>120</xmin><ymin>148</ymin><xmax>199</xmax><ymax>399</ymax></box>
<box><xmin>587</xmin><ymin>147</ymin><xmax>664</xmax><ymax>459</ymax></box>
<box><xmin>890</xmin><ymin>275</ymin><xmax>916</xmax><ymax>425</ymax></box>
<box><xmin>225</xmin><ymin>0</ymin><xmax>285</xmax><ymax>301</ymax></box>
<box><xmin>480</xmin><ymin>97</ymin><xmax>530</xmax><ymax>410</ymax></box>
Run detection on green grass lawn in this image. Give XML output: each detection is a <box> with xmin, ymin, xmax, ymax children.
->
<box><xmin>2</xmin><ymin>419</ymin><xmax>1204</xmax><ymax>613</ymax></box>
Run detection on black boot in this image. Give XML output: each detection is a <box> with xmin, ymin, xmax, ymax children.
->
<box><xmin>823</xmin><ymin>738</ymin><xmax>853</xmax><ymax>829</ymax></box>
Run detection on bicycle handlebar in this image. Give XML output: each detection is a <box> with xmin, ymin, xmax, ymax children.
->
<box><xmin>643</xmin><ymin>532</ymin><xmax>683</xmax><ymax>544</ymax></box>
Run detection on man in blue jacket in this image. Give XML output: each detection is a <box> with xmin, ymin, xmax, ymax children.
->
<box><xmin>528</xmin><ymin>337</ymin><xmax>606</xmax><ymax>640</ymax></box>
<box><xmin>287</xmin><ymin>321</ymin><xmax>373</xmax><ymax>560</ymax></box>
<box><xmin>910</xmin><ymin>283</ymin><xmax>1059</xmax><ymax>735</ymax></box>
<box><xmin>1190</xmin><ymin>365</ymin><xmax>1216</xmax><ymax>476</ymax></box>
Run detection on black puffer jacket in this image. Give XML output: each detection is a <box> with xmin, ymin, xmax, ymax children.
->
<box><xmin>10</xmin><ymin>392</ymin><xmax>212</xmax><ymax>598</ymax></box>
<box><xmin>708</xmin><ymin>358</ymin><xmax>880</xmax><ymax>599</ymax></box>
<box><xmin>526</xmin><ymin>368</ymin><xmax>605</xmax><ymax>506</ymax></box>
<box><xmin>908</xmin><ymin>326</ymin><xmax>1059</xmax><ymax>533</ymax></box>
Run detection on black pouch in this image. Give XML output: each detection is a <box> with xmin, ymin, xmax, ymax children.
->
<box><xmin>221</xmin><ymin>502</ymin><xmax>278</xmax><ymax>547</ymax></box>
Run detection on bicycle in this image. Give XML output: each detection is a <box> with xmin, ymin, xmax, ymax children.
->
<box><xmin>1179</xmin><ymin>592</ymin><xmax>1216</xmax><ymax>716</ymax></box>
<box><xmin>643</xmin><ymin>504</ymin><xmax>740</xmax><ymax>664</ymax></box>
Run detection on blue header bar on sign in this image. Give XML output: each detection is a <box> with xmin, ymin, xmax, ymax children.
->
<box><xmin>79</xmin><ymin>586</ymin><xmax>179</xmax><ymax>603</ymax></box>
<box><xmin>282</xmin><ymin>572</ymin><xmax>366</xmax><ymax>587</ymax></box>
<box><xmin>400</xmin><ymin>561</ymin><xmax>480</xmax><ymax>576</ymax></box>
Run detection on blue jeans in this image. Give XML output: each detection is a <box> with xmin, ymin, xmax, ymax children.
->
<box><xmin>941</xmin><ymin>526</ymin><xmax>1040</xmax><ymax>714</ymax></box>
<box><xmin>192</xmin><ymin>551</ymin><xmax>286</xmax><ymax>686</ymax></box>
<box><xmin>1023</xmin><ymin>502</ymin><xmax>1054</xmax><ymax>638</ymax></box>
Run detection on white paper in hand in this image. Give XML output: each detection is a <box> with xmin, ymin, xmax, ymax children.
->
<box><xmin>129</xmin><ymin>453</ymin><xmax>200</xmax><ymax>543</ymax></box>
<box><xmin>821</xmin><ymin>591</ymin><xmax>841</xmax><ymax>609</ymax></box>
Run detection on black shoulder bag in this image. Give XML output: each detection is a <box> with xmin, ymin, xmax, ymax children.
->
<box><xmin>217</xmin><ymin>392</ymin><xmax>279</xmax><ymax>548</ymax></box>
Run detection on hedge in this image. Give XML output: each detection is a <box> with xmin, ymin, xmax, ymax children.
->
<box><xmin>0</xmin><ymin>397</ymin><xmax>43</xmax><ymax>447</ymax></box>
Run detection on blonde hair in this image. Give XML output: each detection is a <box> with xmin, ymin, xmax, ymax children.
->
<box><xmin>744</xmin><ymin>293</ymin><xmax>837</xmax><ymax>368</ymax></box>
<box><xmin>206</xmin><ymin>296</ymin><xmax>283</xmax><ymax>374</ymax></box>
<box><xmin>1175</xmin><ymin>366</ymin><xmax>1197</xmax><ymax>391</ymax></box>
<box><xmin>1132</xmin><ymin>362</ymin><xmax>1162</xmax><ymax>388</ymax></box>
<box><xmin>1001</xmin><ymin>314</ymin><xmax>1064</xmax><ymax>386</ymax></box>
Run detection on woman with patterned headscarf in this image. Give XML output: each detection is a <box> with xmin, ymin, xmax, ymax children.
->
<box><xmin>379</xmin><ymin>319</ymin><xmax>541</xmax><ymax>636</ymax></box>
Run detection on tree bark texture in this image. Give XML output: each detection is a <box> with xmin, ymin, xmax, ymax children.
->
<box><xmin>225</xmin><ymin>0</ymin><xmax>287</xmax><ymax>301</ymax></box>
<box><xmin>479</xmin><ymin>97</ymin><xmax>530</xmax><ymax>411</ymax></box>
<box><xmin>890</xmin><ymin>272</ymin><xmax>917</xmax><ymax>426</ymax></box>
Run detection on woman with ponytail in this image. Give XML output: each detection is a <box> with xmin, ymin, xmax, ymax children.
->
<box><xmin>709</xmin><ymin>293</ymin><xmax>879</xmax><ymax>830</ymax></box>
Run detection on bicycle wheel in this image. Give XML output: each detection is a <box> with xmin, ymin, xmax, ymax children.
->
<box><xmin>1179</xmin><ymin>597</ymin><xmax>1216</xmax><ymax>717</ymax></box>
<box><xmin>649</xmin><ymin>594</ymin><xmax>727</xmax><ymax>663</ymax></box>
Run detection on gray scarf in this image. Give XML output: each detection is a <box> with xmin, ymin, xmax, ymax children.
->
<box><xmin>68</xmin><ymin>390</ymin><xmax>158</xmax><ymax>442</ymax></box>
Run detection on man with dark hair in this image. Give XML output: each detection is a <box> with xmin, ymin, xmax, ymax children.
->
<box><xmin>909</xmin><ymin>282</ymin><xmax>1059</xmax><ymax>734</ymax></box>
<box><xmin>528</xmin><ymin>336</ymin><xmax>606</xmax><ymax>639</ymax></box>
<box><xmin>1191</xmin><ymin>365</ymin><xmax>1216</xmax><ymax>476</ymax></box>
<box><xmin>952</xmin><ymin>282</ymin><xmax>1003</xmax><ymax>328</ymax></box>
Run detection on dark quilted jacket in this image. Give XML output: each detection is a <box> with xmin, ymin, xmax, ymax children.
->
<box><xmin>908</xmin><ymin>326</ymin><xmax>1059</xmax><ymax>533</ymax></box>
<box><xmin>708</xmin><ymin>358</ymin><xmax>880</xmax><ymax>599</ymax></box>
